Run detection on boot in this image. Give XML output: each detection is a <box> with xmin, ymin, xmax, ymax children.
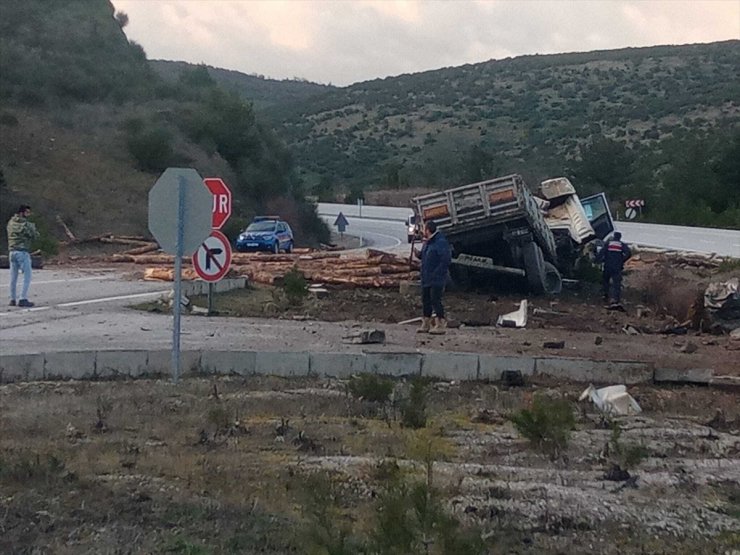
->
<box><xmin>417</xmin><ymin>317</ymin><xmax>432</xmax><ymax>333</ymax></box>
<box><xmin>429</xmin><ymin>317</ymin><xmax>447</xmax><ymax>335</ymax></box>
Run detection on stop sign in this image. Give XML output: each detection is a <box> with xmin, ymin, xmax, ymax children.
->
<box><xmin>204</xmin><ymin>177</ymin><xmax>232</xmax><ymax>230</ymax></box>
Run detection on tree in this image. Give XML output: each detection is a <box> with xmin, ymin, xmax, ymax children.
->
<box><xmin>114</xmin><ymin>11</ymin><xmax>129</xmax><ymax>28</ymax></box>
<box><xmin>570</xmin><ymin>138</ymin><xmax>635</xmax><ymax>195</ymax></box>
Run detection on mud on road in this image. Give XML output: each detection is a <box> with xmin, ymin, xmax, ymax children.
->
<box><xmin>1</xmin><ymin>377</ymin><xmax>738</xmax><ymax>554</ymax></box>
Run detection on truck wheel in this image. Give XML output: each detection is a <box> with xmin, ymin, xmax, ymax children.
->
<box><xmin>543</xmin><ymin>262</ymin><xmax>562</xmax><ymax>295</ymax></box>
<box><xmin>522</xmin><ymin>241</ymin><xmax>546</xmax><ymax>293</ymax></box>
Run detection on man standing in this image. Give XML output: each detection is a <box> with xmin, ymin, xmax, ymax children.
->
<box><xmin>416</xmin><ymin>220</ymin><xmax>451</xmax><ymax>334</ymax></box>
<box><xmin>596</xmin><ymin>231</ymin><xmax>631</xmax><ymax>306</ymax></box>
<box><xmin>7</xmin><ymin>204</ymin><xmax>39</xmax><ymax>307</ymax></box>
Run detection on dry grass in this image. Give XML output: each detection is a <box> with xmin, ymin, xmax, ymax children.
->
<box><xmin>1</xmin><ymin>377</ymin><xmax>738</xmax><ymax>553</ymax></box>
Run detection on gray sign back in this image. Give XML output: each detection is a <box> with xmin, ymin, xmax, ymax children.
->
<box><xmin>148</xmin><ymin>168</ymin><xmax>213</xmax><ymax>255</ymax></box>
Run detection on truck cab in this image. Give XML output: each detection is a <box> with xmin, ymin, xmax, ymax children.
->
<box><xmin>405</xmin><ymin>214</ymin><xmax>421</xmax><ymax>243</ymax></box>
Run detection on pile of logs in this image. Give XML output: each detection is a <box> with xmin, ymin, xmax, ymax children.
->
<box><xmin>129</xmin><ymin>248</ymin><xmax>419</xmax><ymax>288</ymax></box>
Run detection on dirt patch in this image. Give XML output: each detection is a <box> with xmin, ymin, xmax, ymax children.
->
<box><xmin>1</xmin><ymin>377</ymin><xmax>738</xmax><ymax>553</ymax></box>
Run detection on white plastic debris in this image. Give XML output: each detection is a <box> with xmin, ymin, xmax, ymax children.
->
<box><xmin>578</xmin><ymin>384</ymin><xmax>642</xmax><ymax>416</ymax></box>
<box><xmin>497</xmin><ymin>299</ymin><xmax>528</xmax><ymax>328</ymax></box>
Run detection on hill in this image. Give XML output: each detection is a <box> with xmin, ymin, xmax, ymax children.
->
<box><xmin>150</xmin><ymin>60</ymin><xmax>335</xmax><ymax>111</ymax></box>
<box><xmin>0</xmin><ymin>0</ymin><xmax>329</xmax><ymax>254</ymax></box>
<box><xmin>264</xmin><ymin>41</ymin><xmax>739</xmax><ymax>227</ymax></box>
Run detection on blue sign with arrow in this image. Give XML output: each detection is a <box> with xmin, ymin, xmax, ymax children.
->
<box><xmin>334</xmin><ymin>212</ymin><xmax>349</xmax><ymax>233</ymax></box>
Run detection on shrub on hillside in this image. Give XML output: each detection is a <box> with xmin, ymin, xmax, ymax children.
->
<box><xmin>125</xmin><ymin>126</ymin><xmax>174</xmax><ymax>173</ymax></box>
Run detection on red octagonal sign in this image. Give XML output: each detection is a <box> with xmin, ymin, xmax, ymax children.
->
<box><xmin>204</xmin><ymin>177</ymin><xmax>232</xmax><ymax>230</ymax></box>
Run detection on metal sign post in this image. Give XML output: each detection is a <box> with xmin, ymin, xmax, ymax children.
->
<box><xmin>148</xmin><ymin>168</ymin><xmax>212</xmax><ymax>384</ymax></box>
<box><xmin>172</xmin><ymin>176</ymin><xmax>185</xmax><ymax>382</ymax></box>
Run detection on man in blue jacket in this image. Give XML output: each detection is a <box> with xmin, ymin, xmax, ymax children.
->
<box><xmin>596</xmin><ymin>231</ymin><xmax>632</xmax><ymax>305</ymax></box>
<box><xmin>416</xmin><ymin>220</ymin><xmax>452</xmax><ymax>334</ymax></box>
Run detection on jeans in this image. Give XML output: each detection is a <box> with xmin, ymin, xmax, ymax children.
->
<box><xmin>603</xmin><ymin>269</ymin><xmax>622</xmax><ymax>303</ymax></box>
<box><xmin>9</xmin><ymin>250</ymin><xmax>32</xmax><ymax>301</ymax></box>
<box><xmin>422</xmin><ymin>286</ymin><xmax>445</xmax><ymax>318</ymax></box>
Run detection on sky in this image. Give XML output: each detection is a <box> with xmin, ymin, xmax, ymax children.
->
<box><xmin>112</xmin><ymin>0</ymin><xmax>740</xmax><ymax>86</ymax></box>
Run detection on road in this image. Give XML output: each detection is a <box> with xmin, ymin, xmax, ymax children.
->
<box><xmin>0</xmin><ymin>269</ymin><xmax>170</xmax><ymax>354</ymax></box>
<box><xmin>318</xmin><ymin>202</ymin><xmax>740</xmax><ymax>257</ymax></box>
<box><xmin>320</xmin><ymin>214</ymin><xmax>405</xmax><ymax>250</ymax></box>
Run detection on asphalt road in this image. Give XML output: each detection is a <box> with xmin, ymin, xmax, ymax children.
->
<box><xmin>0</xmin><ymin>269</ymin><xmax>169</xmax><ymax>354</ymax></box>
<box><xmin>318</xmin><ymin>202</ymin><xmax>740</xmax><ymax>257</ymax></box>
<box><xmin>320</xmin><ymin>214</ymin><xmax>405</xmax><ymax>250</ymax></box>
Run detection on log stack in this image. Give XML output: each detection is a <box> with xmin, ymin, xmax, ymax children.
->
<box><xmin>134</xmin><ymin>249</ymin><xmax>419</xmax><ymax>288</ymax></box>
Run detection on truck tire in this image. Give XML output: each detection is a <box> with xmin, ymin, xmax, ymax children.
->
<box><xmin>543</xmin><ymin>262</ymin><xmax>562</xmax><ymax>295</ymax></box>
<box><xmin>522</xmin><ymin>241</ymin><xmax>546</xmax><ymax>293</ymax></box>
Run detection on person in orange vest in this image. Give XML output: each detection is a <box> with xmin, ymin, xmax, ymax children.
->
<box><xmin>596</xmin><ymin>231</ymin><xmax>632</xmax><ymax>305</ymax></box>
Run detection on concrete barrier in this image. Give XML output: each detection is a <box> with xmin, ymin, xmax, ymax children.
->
<box><xmin>478</xmin><ymin>354</ymin><xmax>536</xmax><ymax>380</ymax></box>
<box><xmin>0</xmin><ymin>353</ymin><xmax>44</xmax><ymax>382</ymax></box>
<box><xmin>147</xmin><ymin>350</ymin><xmax>201</xmax><ymax>377</ymax></box>
<box><xmin>97</xmin><ymin>350</ymin><xmax>149</xmax><ymax>378</ymax></box>
<box><xmin>365</xmin><ymin>352</ymin><xmax>421</xmax><ymax>376</ymax></box>
<box><xmin>180</xmin><ymin>278</ymin><xmax>247</xmax><ymax>297</ymax></box>
<box><xmin>200</xmin><ymin>350</ymin><xmax>256</xmax><ymax>375</ymax></box>
<box><xmin>0</xmin><ymin>348</ymin><xmax>702</xmax><ymax>387</ymax></box>
<box><xmin>44</xmin><ymin>351</ymin><xmax>96</xmax><ymax>380</ymax></box>
<box><xmin>255</xmin><ymin>351</ymin><xmax>310</xmax><ymax>376</ymax></box>
<box><xmin>422</xmin><ymin>352</ymin><xmax>478</xmax><ymax>380</ymax></box>
<box><xmin>310</xmin><ymin>352</ymin><xmax>366</xmax><ymax>377</ymax></box>
<box><xmin>535</xmin><ymin>357</ymin><xmax>652</xmax><ymax>384</ymax></box>
<box><xmin>654</xmin><ymin>367</ymin><xmax>714</xmax><ymax>384</ymax></box>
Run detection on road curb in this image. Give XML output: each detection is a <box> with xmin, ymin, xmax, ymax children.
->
<box><xmin>2</xmin><ymin>348</ymin><xmax>727</xmax><ymax>388</ymax></box>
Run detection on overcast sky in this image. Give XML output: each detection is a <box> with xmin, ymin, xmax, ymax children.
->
<box><xmin>112</xmin><ymin>0</ymin><xmax>740</xmax><ymax>86</ymax></box>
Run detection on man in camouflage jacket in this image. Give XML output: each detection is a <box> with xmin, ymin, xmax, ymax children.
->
<box><xmin>7</xmin><ymin>204</ymin><xmax>39</xmax><ymax>307</ymax></box>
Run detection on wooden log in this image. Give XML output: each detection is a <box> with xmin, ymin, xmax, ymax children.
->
<box><xmin>143</xmin><ymin>267</ymin><xmax>198</xmax><ymax>281</ymax></box>
<box><xmin>122</xmin><ymin>243</ymin><xmax>160</xmax><ymax>256</ymax></box>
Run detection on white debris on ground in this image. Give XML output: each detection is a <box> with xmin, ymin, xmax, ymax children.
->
<box><xmin>497</xmin><ymin>299</ymin><xmax>528</xmax><ymax>328</ymax></box>
<box><xmin>579</xmin><ymin>384</ymin><xmax>642</xmax><ymax>416</ymax></box>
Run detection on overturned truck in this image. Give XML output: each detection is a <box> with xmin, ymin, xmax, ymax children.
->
<box><xmin>411</xmin><ymin>174</ymin><xmax>613</xmax><ymax>293</ymax></box>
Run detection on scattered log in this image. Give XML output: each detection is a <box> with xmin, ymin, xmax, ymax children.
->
<box><xmin>56</xmin><ymin>215</ymin><xmax>77</xmax><ymax>242</ymax></box>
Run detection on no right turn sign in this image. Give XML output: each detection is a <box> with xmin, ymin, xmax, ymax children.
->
<box><xmin>193</xmin><ymin>230</ymin><xmax>232</xmax><ymax>282</ymax></box>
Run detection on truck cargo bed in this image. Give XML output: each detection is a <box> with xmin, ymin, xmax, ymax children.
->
<box><xmin>412</xmin><ymin>174</ymin><xmax>557</xmax><ymax>262</ymax></box>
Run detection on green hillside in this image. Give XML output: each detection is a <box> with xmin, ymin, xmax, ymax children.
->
<box><xmin>0</xmin><ymin>0</ymin><xmax>328</xmax><ymax>253</ymax></box>
<box><xmin>150</xmin><ymin>60</ymin><xmax>335</xmax><ymax>111</ymax></box>
<box><xmin>265</xmin><ymin>41</ymin><xmax>739</xmax><ymax>227</ymax></box>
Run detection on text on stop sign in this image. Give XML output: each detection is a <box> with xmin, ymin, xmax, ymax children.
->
<box><xmin>213</xmin><ymin>194</ymin><xmax>229</xmax><ymax>214</ymax></box>
<box><xmin>204</xmin><ymin>177</ymin><xmax>232</xmax><ymax>230</ymax></box>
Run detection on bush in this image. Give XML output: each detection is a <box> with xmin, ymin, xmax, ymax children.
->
<box><xmin>510</xmin><ymin>394</ymin><xmax>575</xmax><ymax>458</ymax></box>
<box><xmin>610</xmin><ymin>422</ymin><xmax>648</xmax><ymax>471</ymax></box>
<box><xmin>125</xmin><ymin>126</ymin><xmax>174</xmax><ymax>172</ymax></box>
<box><xmin>348</xmin><ymin>373</ymin><xmax>393</xmax><ymax>403</ymax></box>
<box><xmin>400</xmin><ymin>378</ymin><xmax>428</xmax><ymax>429</ymax></box>
<box><xmin>282</xmin><ymin>266</ymin><xmax>308</xmax><ymax>305</ymax></box>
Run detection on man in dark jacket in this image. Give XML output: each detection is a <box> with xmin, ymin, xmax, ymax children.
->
<box><xmin>596</xmin><ymin>231</ymin><xmax>631</xmax><ymax>305</ymax></box>
<box><xmin>416</xmin><ymin>220</ymin><xmax>452</xmax><ymax>334</ymax></box>
<box><xmin>6</xmin><ymin>204</ymin><xmax>39</xmax><ymax>307</ymax></box>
